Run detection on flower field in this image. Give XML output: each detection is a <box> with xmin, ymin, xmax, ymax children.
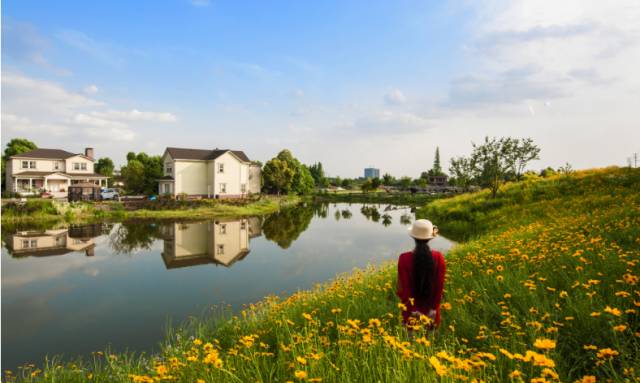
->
<box><xmin>8</xmin><ymin>167</ymin><xmax>639</xmax><ymax>382</ymax></box>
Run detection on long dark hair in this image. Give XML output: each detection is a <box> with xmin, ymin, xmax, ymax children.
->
<box><xmin>412</xmin><ymin>238</ymin><xmax>435</xmax><ymax>303</ymax></box>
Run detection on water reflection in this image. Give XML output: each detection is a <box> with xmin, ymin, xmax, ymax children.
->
<box><xmin>161</xmin><ymin>218</ymin><xmax>262</xmax><ymax>268</ymax></box>
<box><xmin>4</xmin><ymin>224</ymin><xmax>110</xmax><ymax>258</ymax></box>
<box><xmin>1</xmin><ymin>203</ymin><xmax>455</xmax><ymax>373</ymax></box>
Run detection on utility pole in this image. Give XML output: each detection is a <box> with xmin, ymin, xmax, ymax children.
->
<box><xmin>634</xmin><ymin>152</ymin><xmax>638</xmax><ymax>168</ymax></box>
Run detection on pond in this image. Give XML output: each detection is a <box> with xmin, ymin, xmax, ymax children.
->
<box><xmin>1</xmin><ymin>203</ymin><xmax>454</xmax><ymax>372</ymax></box>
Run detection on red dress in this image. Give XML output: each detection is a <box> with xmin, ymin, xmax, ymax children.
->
<box><xmin>396</xmin><ymin>250</ymin><xmax>446</xmax><ymax>325</ymax></box>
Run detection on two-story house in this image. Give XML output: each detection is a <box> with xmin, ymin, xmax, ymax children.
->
<box><xmin>5</xmin><ymin>147</ymin><xmax>109</xmax><ymax>194</ymax></box>
<box><xmin>158</xmin><ymin>147</ymin><xmax>261</xmax><ymax>197</ymax></box>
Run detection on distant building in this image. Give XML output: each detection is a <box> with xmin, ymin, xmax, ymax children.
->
<box><xmin>364</xmin><ymin>167</ymin><xmax>380</xmax><ymax>179</ymax></box>
<box><xmin>428</xmin><ymin>175</ymin><xmax>448</xmax><ymax>187</ymax></box>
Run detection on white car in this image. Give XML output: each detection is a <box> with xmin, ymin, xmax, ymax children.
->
<box><xmin>100</xmin><ymin>188</ymin><xmax>120</xmax><ymax>200</ymax></box>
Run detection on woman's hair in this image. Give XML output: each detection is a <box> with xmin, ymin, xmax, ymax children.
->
<box><xmin>412</xmin><ymin>238</ymin><xmax>435</xmax><ymax>303</ymax></box>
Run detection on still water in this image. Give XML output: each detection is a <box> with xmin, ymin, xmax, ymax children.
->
<box><xmin>1</xmin><ymin>203</ymin><xmax>453</xmax><ymax>371</ymax></box>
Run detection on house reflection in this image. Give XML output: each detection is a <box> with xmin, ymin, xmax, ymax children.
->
<box><xmin>160</xmin><ymin>217</ymin><xmax>262</xmax><ymax>269</ymax></box>
<box><xmin>5</xmin><ymin>224</ymin><xmax>107</xmax><ymax>258</ymax></box>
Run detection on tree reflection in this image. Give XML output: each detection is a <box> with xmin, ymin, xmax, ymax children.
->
<box><xmin>360</xmin><ymin>205</ymin><xmax>381</xmax><ymax>222</ymax></box>
<box><xmin>334</xmin><ymin>210</ymin><xmax>341</xmax><ymax>221</ymax></box>
<box><xmin>341</xmin><ymin>210</ymin><xmax>352</xmax><ymax>219</ymax></box>
<box><xmin>109</xmin><ymin>221</ymin><xmax>163</xmax><ymax>254</ymax></box>
<box><xmin>263</xmin><ymin>205</ymin><xmax>314</xmax><ymax>249</ymax></box>
<box><xmin>382</xmin><ymin>214</ymin><xmax>393</xmax><ymax>227</ymax></box>
<box><xmin>400</xmin><ymin>214</ymin><xmax>413</xmax><ymax>226</ymax></box>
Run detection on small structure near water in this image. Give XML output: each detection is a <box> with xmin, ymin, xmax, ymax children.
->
<box><xmin>68</xmin><ymin>182</ymin><xmax>101</xmax><ymax>202</ymax></box>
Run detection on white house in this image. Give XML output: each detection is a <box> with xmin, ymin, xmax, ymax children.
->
<box><xmin>158</xmin><ymin>147</ymin><xmax>261</xmax><ymax>197</ymax></box>
<box><xmin>5</xmin><ymin>147</ymin><xmax>109</xmax><ymax>194</ymax></box>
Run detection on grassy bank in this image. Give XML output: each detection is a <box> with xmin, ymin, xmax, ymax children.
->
<box><xmin>0</xmin><ymin>195</ymin><xmax>302</xmax><ymax>227</ymax></box>
<box><xmin>313</xmin><ymin>191</ymin><xmax>443</xmax><ymax>206</ymax></box>
<box><xmin>8</xmin><ymin>167</ymin><xmax>640</xmax><ymax>382</ymax></box>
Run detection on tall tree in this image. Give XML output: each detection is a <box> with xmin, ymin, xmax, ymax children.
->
<box><xmin>506</xmin><ymin>138</ymin><xmax>541</xmax><ymax>181</ymax></box>
<box><xmin>382</xmin><ymin>173</ymin><xmax>395</xmax><ymax>185</ymax></box>
<box><xmin>433</xmin><ymin>147</ymin><xmax>443</xmax><ymax>175</ymax></box>
<box><xmin>2</xmin><ymin>138</ymin><xmax>37</xmax><ymax>191</ymax></box>
<box><xmin>262</xmin><ymin>158</ymin><xmax>295</xmax><ymax>195</ymax></box>
<box><xmin>120</xmin><ymin>152</ymin><xmax>163</xmax><ymax>194</ymax></box>
<box><xmin>308</xmin><ymin>162</ymin><xmax>328</xmax><ymax>187</ymax></box>
<box><xmin>449</xmin><ymin>156</ymin><xmax>474</xmax><ymax>191</ymax></box>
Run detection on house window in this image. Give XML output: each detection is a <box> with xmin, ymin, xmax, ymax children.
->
<box><xmin>54</xmin><ymin>161</ymin><xmax>60</xmax><ymax>170</ymax></box>
<box><xmin>74</xmin><ymin>163</ymin><xmax>80</xmax><ymax>170</ymax></box>
<box><xmin>219</xmin><ymin>224</ymin><xmax>227</xmax><ymax>234</ymax></box>
<box><xmin>217</xmin><ymin>244</ymin><xmax>225</xmax><ymax>255</ymax></box>
<box><xmin>163</xmin><ymin>183</ymin><xmax>171</xmax><ymax>194</ymax></box>
<box><xmin>29</xmin><ymin>161</ymin><xmax>36</xmax><ymax>169</ymax></box>
<box><xmin>218</xmin><ymin>163</ymin><xmax>224</xmax><ymax>173</ymax></box>
<box><xmin>166</xmin><ymin>165</ymin><xmax>172</xmax><ymax>174</ymax></box>
<box><xmin>80</xmin><ymin>163</ymin><xmax>87</xmax><ymax>171</ymax></box>
<box><xmin>22</xmin><ymin>239</ymin><xmax>30</xmax><ymax>248</ymax></box>
<box><xmin>23</xmin><ymin>239</ymin><xmax>38</xmax><ymax>248</ymax></box>
<box><xmin>240</xmin><ymin>221</ymin><xmax>246</xmax><ymax>230</ymax></box>
<box><xmin>22</xmin><ymin>161</ymin><xmax>29</xmax><ymax>169</ymax></box>
<box><xmin>241</xmin><ymin>184</ymin><xmax>246</xmax><ymax>193</ymax></box>
<box><xmin>219</xmin><ymin>183</ymin><xmax>226</xmax><ymax>193</ymax></box>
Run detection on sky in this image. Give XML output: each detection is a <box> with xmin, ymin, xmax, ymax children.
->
<box><xmin>2</xmin><ymin>0</ymin><xmax>639</xmax><ymax>177</ymax></box>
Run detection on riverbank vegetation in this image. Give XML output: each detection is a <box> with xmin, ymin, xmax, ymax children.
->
<box><xmin>8</xmin><ymin>166</ymin><xmax>638</xmax><ymax>382</ymax></box>
<box><xmin>1</xmin><ymin>195</ymin><xmax>301</xmax><ymax>228</ymax></box>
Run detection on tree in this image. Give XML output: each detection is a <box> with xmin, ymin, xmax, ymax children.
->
<box><xmin>294</xmin><ymin>164</ymin><xmax>315</xmax><ymax>195</ymax></box>
<box><xmin>371</xmin><ymin>177</ymin><xmax>381</xmax><ymax>189</ymax></box>
<box><xmin>308</xmin><ymin>162</ymin><xmax>328</xmax><ymax>188</ymax></box>
<box><xmin>262</xmin><ymin>158</ymin><xmax>295</xmax><ymax>195</ymax></box>
<box><xmin>425</xmin><ymin>147</ymin><xmax>446</xmax><ymax>177</ymax></box>
<box><xmin>361</xmin><ymin>178</ymin><xmax>373</xmax><ymax>193</ymax></box>
<box><xmin>470</xmin><ymin>136</ymin><xmax>538</xmax><ymax>198</ymax></box>
<box><xmin>95</xmin><ymin>157</ymin><xmax>115</xmax><ymax>186</ymax></box>
<box><xmin>449</xmin><ymin>156</ymin><xmax>474</xmax><ymax>191</ymax></box>
<box><xmin>399</xmin><ymin>176</ymin><xmax>412</xmax><ymax>190</ymax></box>
<box><xmin>121</xmin><ymin>159</ymin><xmax>145</xmax><ymax>194</ymax></box>
<box><xmin>120</xmin><ymin>152</ymin><xmax>163</xmax><ymax>194</ymax></box>
<box><xmin>506</xmin><ymin>138</ymin><xmax>541</xmax><ymax>180</ymax></box>
<box><xmin>416</xmin><ymin>178</ymin><xmax>427</xmax><ymax>188</ymax></box>
<box><xmin>2</xmin><ymin>138</ymin><xmax>37</xmax><ymax>191</ymax></box>
<box><xmin>382</xmin><ymin>173</ymin><xmax>395</xmax><ymax>185</ymax></box>
<box><xmin>341</xmin><ymin>178</ymin><xmax>352</xmax><ymax>189</ymax></box>
<box><xmin>333</xmin><ymin>176</ymin><xmax>342</xmax><ymax>187</ymax></box>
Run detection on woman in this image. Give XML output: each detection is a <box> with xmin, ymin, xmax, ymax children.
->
<box><xmin>397</xmin><ymin>219</ymin><xmax>446</xmax><ymax>327</ymax></box>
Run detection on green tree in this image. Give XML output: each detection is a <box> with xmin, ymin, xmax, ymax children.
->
<box><xmin>341</xmin><ymin>178</ymin><xmax>352</xmax><ymax>189</ymax></box>
<box><xmin>262</xmin><ymin>206</ymin><xmax>314</xmax><ymax>248</ymax></box>
<box><xmin>308</xmin><ymin>162</ymin><xmax>328</xmax><ymax>187</ymax></box>
<box><xmin>121</xmin><ymin>159</ymin><xmax>145</xmax><ymax>194</ymax></box>
<box><xmin>371</xmin><ymin>177</ymin><xmax>381</xmax><ymax>190</ymax></box>
<box><xmin>360</xmin><ymin>178</ymin><xmax>373</xmax><ymax>193</ymax></box>
<box><xmin>506</xmin><ymin>138</ymin><xmax>541</xmax><ymax>180</ymax></box>
<box><xmin>399</xmin><ymin>176</ymin><xmax>412</xmax><ymax>190</ymax></box>
<box><xmin>95</xmin><ymin>157</ymin><xmax>115</xmax><ymax>186</ymax></box>
<box><xmin>262</xmin><ymin>158</ymin><xmax>295</xmax><ymax>195</ymax></box>
<box><xmin>2</xmin><ymin>138</ymin><xmax>37</xmax><ymax>191</ymax></box>
<box><xmin>382</xmin><ymin>173</ymin><xmax>395</xmax><ymax>185</ymax></box>
<box><xmin>449</xmin><ymin>156</ymin><xmax>474</xmax><ymax>191</ymax></box>
<box><xmin>294</xmin><ymin>164</ymin><xmax>315</xmax><ymax>195</ymax></box>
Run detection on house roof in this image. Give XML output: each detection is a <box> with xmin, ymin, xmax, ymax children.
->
<box><xmin>10</xmin><ymin>148</ymin><xmax>83</xmax><ymax>160</ymax></box>
<box><xmin>165</xmin><ymin>147</ymin><xmax>250</xmax><ymax>162</ymax></box>
<box><xmin>157</xmin><ymin>175</ymin><xmax>174</xmax><ymax>180</ymax></box>
<box><xmin>12</xmin><ymin>171</ymin><xmax>108</xmax><ymax>178</ymax></box>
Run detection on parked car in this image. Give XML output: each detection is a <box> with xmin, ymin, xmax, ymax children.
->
<box><xmin>100</xmin><ymin>188</ymin><xmax>120</xmax><ymax>200</ymax></box>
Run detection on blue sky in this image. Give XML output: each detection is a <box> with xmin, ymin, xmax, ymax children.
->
<box><xmin>3</xmin><ymin>1</ymin><xmax>639</xmax><ymax>176</ymax></box>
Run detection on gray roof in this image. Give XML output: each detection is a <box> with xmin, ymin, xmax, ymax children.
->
<box><xmin>10</xmin><ymin>148</ymin><xmax>83</xmax><ymax>160</ymax></box>
<box><xmin>165</xmin><ymin>147</ymin><xmax>250</xmax><ymax>162</ymax></box>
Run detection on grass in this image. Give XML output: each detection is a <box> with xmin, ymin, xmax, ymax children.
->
<box><xmin>0</xmin><ymin>195</ymin><xmax>302</xmax><ymax>227</ymax></box>
<box><xmin>6</xmin><ymin>167</ymin><xmax>640</xmax><ymax>382</ymax></box>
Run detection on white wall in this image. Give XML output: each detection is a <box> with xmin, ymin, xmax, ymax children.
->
<box><xmin>64</xmin><ymin>156</ymin><xmax>94</xmax><ymax>174</ymax></box>
<box><xmin>174</xmin><ymin>161</ymin><xmax>208</xmax><ymax>195</ymax></box>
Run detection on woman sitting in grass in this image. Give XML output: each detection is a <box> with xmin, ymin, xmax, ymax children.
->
<box><xmin>397</xmin><ymin>219</ymin><xmax>446</xmax><ymax>328</ymax></box>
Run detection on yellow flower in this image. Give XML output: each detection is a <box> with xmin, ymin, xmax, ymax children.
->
<box><xmin>603</xmin><ymin>306</ymin><xmax>622</xmax><ymax>316</ymax></box>
<box><xmin>613</xmin><ymin>325</ymin><xmax>627</xmax><ymax>332</ymax></box>
<box><xmin>576</xmin><ymin>376</ymin><xmax>596</xmax><ymax>383</ymax></box>
<box><xmin>596</xmin><ymin>348</ymin><xmax>619</xmax><ymax>359</ymax></box>
<box><xmin>294</xmin><ymin>370</ymin><xmax>307</xmax><ymax>380</ymax></box>
<box><xmin>534</xmin><ymin>338</ymin><xmax>556</xmax><ymax>351</ymax></box>
<box><xmin>429</xmin><ymin>356</ymin><xmax>447</xmax><ymax>376</ymax></box>
<box><xmin>155</xmin><ymin>364</ymin><xmax>168</xmax><ymax>376</ymax></box>
<box><xmin>302</xmin><ymin>313</ymin><xmax>313</xmax><ymax>321</ymax></box>
<box><xmin>193</xmin><ymin>338</ymin><xmax>203</xmax><ymax>346</ymax></box>
<box><xmin>397</xmin><ymin>303</ymin><xmax>407</xmax><ymax>311</ymax></box>
<box><xmin>197</xmin><ymin>380</ymin><xmax>205</xmax><ymax>383</ymax></box>
<box><xmin>296</xmin><ymin>356</ymin><xmax>307</xmax><ymax>365</ymax></box>
<box><xmin>509</xmin><ymin>370</ymin><xmax>522</xmax><ymax>378</ymax></box>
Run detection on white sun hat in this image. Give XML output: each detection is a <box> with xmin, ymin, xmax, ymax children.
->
<box><xmin>408</xmin><ymin>219</ymin><xmax>438</xmax><ymax>240</ymax></box>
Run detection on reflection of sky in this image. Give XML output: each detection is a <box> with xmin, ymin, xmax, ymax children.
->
<box><xmin>1</xmin><ymin>204</ymin><xmax>454</xmax><ymax>372</ymax></box>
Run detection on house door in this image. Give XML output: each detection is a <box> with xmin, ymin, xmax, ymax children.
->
<box><xmin>50</xmin><ymin>182</ymin><xmax>59</xmax><ymax>192</ymax></box>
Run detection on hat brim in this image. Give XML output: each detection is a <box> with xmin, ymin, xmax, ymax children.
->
<box><xmin>408</xmin><ymin>227</ymin><xmax>436</xmax><ymax>240</ymax></box>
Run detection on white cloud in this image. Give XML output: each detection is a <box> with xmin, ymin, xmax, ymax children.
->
<box><xmin>90</xmin><ymin>109</ymin><xmax>177</xmax><ymax>122</ymax></box>
<box><xmin>384</xmin><ymin>89</ymin><xmax>406</xmax><ymax>105</ymax></box>
<box><xmin>73</xmin><ymin>113</ymin><xmax>127</xmax><ymax>128</ymax></box>
<box><xmin>85</xmin><ymin>127</ymin><xmax>135</xmax><ymax>141</ymax></box>
<box><xmin>83</xmin><ymin>84</ymin><xmax>99</xmax><ymax>94</ymax></box>
<box><xmin>344</xmin><ymin>110</ymin><xmax>431</xmax><ymax>135</ymax></box>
